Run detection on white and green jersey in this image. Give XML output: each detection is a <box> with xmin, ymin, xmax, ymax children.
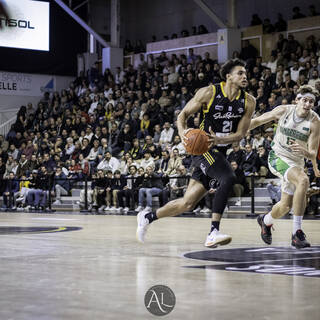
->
<box><xmin>272</xmin><ymin>105</ymin><xmax>316</xmax><ymax>165</ymax></box>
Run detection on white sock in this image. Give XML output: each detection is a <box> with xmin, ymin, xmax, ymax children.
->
<box><xmin>293</xmin><ymin>215</ymin><xmax>303</xmax><ymax>235</ymax></box>
<box><xmin>263</xmin><ymin>212</ymin><xmax>274</xmax><ymax>226</ymax></box>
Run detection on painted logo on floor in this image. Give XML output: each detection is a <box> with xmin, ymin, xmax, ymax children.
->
<box><xmin>184</xmin><ymin>246</ymin><xmax>320</xmax><ymax>277</ymax></box>
<box><xmin>0</xmin><ymin>226</ymin><xmax>82</xmax><ymax>234</ymax></box>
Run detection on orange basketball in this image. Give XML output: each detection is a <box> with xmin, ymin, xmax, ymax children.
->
<box><xmin>184</xmin><ymin>129</ymin><xmax>209</xmax><ymax>155</ymax></box>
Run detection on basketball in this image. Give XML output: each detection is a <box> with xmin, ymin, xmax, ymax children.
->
<box><xmin>184</xmin><ymin>129</ymin><xmax>210</xmax><ymax>155</ymax></box>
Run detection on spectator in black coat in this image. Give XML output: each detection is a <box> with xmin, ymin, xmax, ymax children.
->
<box><xmin>227</xmin><ymin>142</ymin><xmax>246</xmax><ymax>165</ymax></box>
<box><xmin>230</xmin><ymin>161</ymin><xmax>248</xmax><ymax>204</ymax></box>
<box><xmin>2</xmin><ymin>172</ymin><xmax>19</xmax><ymax>209</ymax></box>
<box><xmin>241</xmin><ymin>144</ymin><xmax>259</xmax><ymax>190</ymax></box>
<box><xmin>136</xmin><ymin>166</ymin><xmax>163</xmax><ymax>212</ymax></box>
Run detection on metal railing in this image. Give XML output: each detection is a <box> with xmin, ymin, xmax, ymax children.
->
<box><xmin>0</xmin><ymin>174</ymin><xmax>267</xmax><ymax>215</ymax></box>
<box><xmin>0</xmin><ymin>115</ymin><xmax>16</xmax><ymax>136</ymax></box>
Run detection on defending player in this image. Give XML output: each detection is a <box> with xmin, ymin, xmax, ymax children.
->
<box><xmin>249</xmin><ymin>85</ymin><xmax>320</xmax><ymax>248</ymax></box>
<box><xmin>136</xmin><ymin>59</ymin><xmax>256</xmax><ymax>247</ymax></box>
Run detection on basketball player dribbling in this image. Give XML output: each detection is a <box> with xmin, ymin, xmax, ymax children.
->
<box><xmin>249</xmin><ymin>85</ymin><xmax>320</xmax><ymax>248</ymax></box>
<box><xmin>136</xmin><ymin>59</ymin><xmax>256</xmax><ymax>247</ymax></box>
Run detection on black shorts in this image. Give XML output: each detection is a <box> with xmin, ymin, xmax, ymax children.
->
<box><xmin>191</xmin><ymin>148</ymin><xmax>233</xmax><ymax>190</ymax></box>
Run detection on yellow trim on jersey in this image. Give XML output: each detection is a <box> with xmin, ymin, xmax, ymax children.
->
<box><xmin>221</xmin><ymin>81</ymin><xmax>241</xmax><ymax>100</ymax></box>
<box><xmin>203</xmin><ymin>153</ymin><xmax>213</xmax><ymax>165</ymax></box>
<box><xmin>200</xmin><ymin>120</ymin><xmax>205</xmax><ymax>130</ymax></box>
<box><xmin>203</xmin><ymin>152</ymin><xmax>215</xmax><ymax>165</ymax></box>
<box><xmin>203</xmin><ymin>85</ymin><xmax>216</xmax><ymax>114</ymax></box>
<box><xmin>220</xmin><ymin>82</ymin><xmax>227</xmax><ymax>97</ymax></box>
<box><xmin>244</xmin><ymin>92</ymin><xmax>248</xmax><ymax>109</ymax></box>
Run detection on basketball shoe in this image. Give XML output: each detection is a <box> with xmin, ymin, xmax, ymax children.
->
<box><xmin>257</xmin><ymin>214</ymin><xmax>272</xmax><ymax>245</ymax></box>
<box><xmin>291</xmin><ymin>229</ymin><xmax>311</xmax><ymax>249</ymax></box>
<box><xmin>136</xmin><ymin>209</ymin><xmax>150</xmax><ymax>243</ymax></box>
<box><xmin>205</xmin><ymin>229</ymin><xmax>232</xmax><ymax>248</ymax></box>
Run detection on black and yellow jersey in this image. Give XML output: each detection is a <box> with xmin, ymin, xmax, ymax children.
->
<box><xmin>199</xmin><ymin>82</ymin><xmax>248</xmax><ymax>143</ymax></box>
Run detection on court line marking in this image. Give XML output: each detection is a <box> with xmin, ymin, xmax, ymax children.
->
<box><xmin>184</xmin><ymin>256</ymin><xmax>320</xmax><ymax>265</ymax></box>
<box><xmin>31</xmin><ymin>218</ymin><xmax>79</xmax><ymax>221</ymax></box>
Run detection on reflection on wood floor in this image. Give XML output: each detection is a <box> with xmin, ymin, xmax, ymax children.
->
<box><xmin>1</xmin><ymin>212</ymin><xmax>320</xmax><ymax>320</ymax></box>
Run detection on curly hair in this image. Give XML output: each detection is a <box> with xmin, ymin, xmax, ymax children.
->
<box><xmin>297</xmin><ymin>85</ymin><xmax>319</xmax><ymax>97</ymax></box>
<box><xmin>220</xmin><ymin>58</ymin><xmax>246</xmax><ymax>81</ymax></box>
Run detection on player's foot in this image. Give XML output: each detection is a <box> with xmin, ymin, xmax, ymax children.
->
<box><xmin>204</xmin><ymin>229</ymin><xmax>232</xmax><ymax>248</ymax></box>
<box><xmin>291</xmin><ymin>229</ymin><xmax>311</xmax><ymax>249</ymax></box>
<box><xmin>136</xmin><ymin>209</ymin><xmax>150</xmax><ymax>243</ymax></box>
<box><xmin>257</xmin><ymin>214</ymin><xmax>272</xmax><ymax>245</ymax></box>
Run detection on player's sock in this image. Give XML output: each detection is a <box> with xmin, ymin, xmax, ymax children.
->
<box><xmin>263</xmin><ymin>212</ymin><xmax>274</xmax><ymax>226</ymax></box>
<box><xmin>145</xmin><ymin>212</ymin><xmax>158</xmax><ymax>224</ymax></box>
<box><xmin>293</xmin><ymin>215</ymin><xmax>302</xmax><ymax>235</ymax></box>
<box><xmin>210</xmin><ymin>221</ymin><xmax>220</xmax><ymax>232</ymax></box>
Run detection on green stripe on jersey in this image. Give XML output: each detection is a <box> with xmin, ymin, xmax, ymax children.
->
<box><xmin>268</xmin><ymin>150</ymin><xmax>290</xmax><ymax>177</ymax></box>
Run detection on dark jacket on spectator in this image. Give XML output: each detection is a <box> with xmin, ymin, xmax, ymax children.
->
<box><xmin>227</xmin><ymin>149</ymin><xmax>246</xmax><ymax>165</ymax></box>
<box><xmin>140</xmin><ymin>173</ymin><xmax>163</xmax><ymax>189</ymax></box>
<box><xmin>5</xmin><ymin>178</ymin><xmax>19</xmax><ymax>193</ymax></box>
<box><xmin>111</xmin><ymin>175</ymin><xmax>126</xmax><ymax>190</ymax></box>
<box><xmin>241</xmin><ymin>151</ymin><xmax>259</xmax><ymax>174</ymax></box>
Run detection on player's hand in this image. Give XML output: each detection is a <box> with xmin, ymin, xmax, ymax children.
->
<box><xmin>290</xmin><ymin>143</ymin><xmax>307</xmax><ymax>157</ymax></box>
<box><xmin>314</xmin><ymin>167</ymin><xmax>320</xmax><ymax>178</ymax></box>
<box><xmin>207</xmin><ymin>127</ymin><xmax>217</xmax><ymax>148</ymax></box>
<box><xmin>181</xmin><ymin>128</ymin><xmax>193</xmax><ymax>146</ymax></box>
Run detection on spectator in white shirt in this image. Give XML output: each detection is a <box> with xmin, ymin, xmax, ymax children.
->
<box><xmin>88</xmin><ymin>95</ymin><xmax>99</xmax><ymax>115</ymax></box>
<box><xmin>115</xmin><ymin>66</ymin><xmax>125</xmax><ymax>84</ymax></box>
<box><xmin>97</xmin><ymin>151</ymin><xmax>120</xmax><ymax>173</ymax></box>
<box><xmin>139</xmin><ymin>150</ymin><xmax>155</xmax><ymax>171</ymax></box>
<box><xmin>84</xmin><ymin>126</ymin><xmax>94</xmax><ymax>144</ymax></box>
<box><xmin>159</xmin><ymin>122</ymin><xmax>174</xmax><ymax>149</ymax></box>
<box><xmin>87</xmin><ymin>139</ymin><xmax>100</xmax><ymax>167</ymax></box>
<box><xmin>290</xmin><ymin>61</ymin><xmax>303</xmax><ymax>82</ymax></box>
<box><xmin>262</xmin><ymin>55</ymin><xmax>277</xmax><ymax>74</ymax></box>
<box><xmin>64</xmin><ymin>137</ymin><xmax>75</xmax><ymax>159</ymax></box>
<box><xmin>308</xmin><ymin>70</ymin><xmax>320</xmax><ymax>87</ymax></box>
<box><xmin>170</xmin><ymin>135</ymin><xmax>186</xmax><ymax>156</ymax></box>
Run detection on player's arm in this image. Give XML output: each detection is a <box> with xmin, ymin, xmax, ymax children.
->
<box><xmin>291</xmin><ymin>117</ymin><xmax>320</xmax><ymax>177</ymax></box>
<box><xmin>177</xmin><ymin>86</ymin><xmax>213</xmax><ymax>141</ymax></box>
<box><xmin>210</xmin><ymin>94</ymin><xmax>256</xmax><ymax>145</ymax></box>
<box><xmin>249</xmin><ymin>105</ymin><xmax>288</xmax><ymax>131</ymax></box>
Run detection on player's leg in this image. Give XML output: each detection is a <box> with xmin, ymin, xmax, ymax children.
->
<box><xmin>259</xmin><ymin>151</ymin><xmax>295</xmax><ymax>244</ymax></box>
<box><xmin>197</xmin><ymin>151</ymin><xmax>236</xmax><ymax>247</ymax></box>
<box><xmin>257</xmin><ymin>191</ymin><xmax>293</xmax><ymax>245</ymax></box>
<box><xmin>287</xmin><ymin>167</ymin><xmax>311</xmax><ymax>248</ymax></box>
<box><xmin>136</xmin><ymin>179</ymin><xmax>207</xmax><ymax>243</ymax></box>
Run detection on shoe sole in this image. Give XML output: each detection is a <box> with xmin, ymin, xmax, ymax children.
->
<box><xmin>136</xmin><ymin>230</ymin><xmax>144</xmax><ymax>243</ymax></box>
<box><xmin>136</xmin><ymin>213</ymin><xmax>145</xmax><ymax>243</ymax></box>
<box><xmin>205</xmin><ymin>237</ymin><xmax>232</xmax><ymax>248</ymax></box>
<box><xmin>291</xmin><ymin>242</ymin><xmax>311</xmax><ymax>249</ymax></box>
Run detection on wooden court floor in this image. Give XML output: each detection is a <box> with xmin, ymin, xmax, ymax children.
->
<box><xmin>1</xmin><ymin>212</ymin><xmax>320</xmax><ymax>320</ymax></box>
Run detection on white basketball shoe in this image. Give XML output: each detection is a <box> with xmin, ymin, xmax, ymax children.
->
<box><xmin>136</xmin><ymin>209</ymin><xmax>150</xmax><ymax>243</ymax></box>
<box><xmin>205</xmin><ymin>229</ymin><xmax>232</xmax><ymax>248</ymax></box>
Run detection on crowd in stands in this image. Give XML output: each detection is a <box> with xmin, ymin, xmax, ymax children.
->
<box><xmin>251</xmin><ymin>5</ymin><xmax>319</xmax><ymax>34</ymax></box>
<box><xmin>0</xmin><ymin>30</ymin><xmax>320</xmax><ymax>214</ymax></box>
<box><xmin>125</xmin><ymin>5</ymin><xmax>319</xmax><ymax>56</ymax></box>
